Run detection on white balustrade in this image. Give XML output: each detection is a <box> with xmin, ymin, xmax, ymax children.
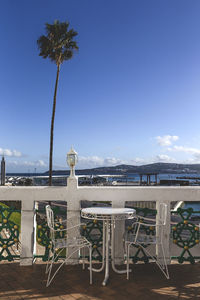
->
<box><xmin>0</xmin><ymin>177</ymin><xmax>200</xmax><ymax>265</ymax></box>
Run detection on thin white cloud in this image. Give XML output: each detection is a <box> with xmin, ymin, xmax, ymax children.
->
<box><xmin>130</xmin><ymin>155</ymin><xmax>176</xmax><ymax>165</ymax></box>
<box><xmin>5</xmin><ymin>150</ymin><xmax>200</xmax><ymax>172</ymax></box>
<box><xmin>0</xmin><ymin>148</ymin><xmax>22</xmax><ymax>157</ymax></box>
<box><xmin>104</xmin><ymin>157</ymin><xmax>126</xmax><ymax>166</ymax></box>
<box><xmin>182</xmin><ymin>157</ymin><xmax>200</xmax><ymax>164</ymax></box>
<box><xmin>153</xmin><ymin>154</ymin><xmax>176</xmax><ymax>163</ymax></box>
<box><xmin>7</xmin><ymin>159</ymin><xmax>47</xmax><ymax>168</ymax></box>
<box><xmin>23</xmin><ymin>160</ymin><xmax>47</xmax><ymax>167</ymax></box>
<box><xmin>167</xmin><ymin>145</ymin><xmax>200</xmax><ymax>163</ymax></box>
<box><xmin>156</xmin><ymin>135</ymin><xmax>179</xmax><ymax>146</ymax></box>
<box><xmin>130</xmin><ymin>157</ymin><xmax>146</xmax><ymax>164</ymax></box>
<box><xmin>78</xmin><ymin>156</ymin><xmax>126</xmax><ymax>169</ymax></box>
<box><xmin>38</xmin><ymin>160</ymin><xmax>46</xmax><ymax>166</ymax></box>
<box><xmin>168</xmin><ymin>145</ymin><xmax>200</xmax><ymax>155</ymax></box>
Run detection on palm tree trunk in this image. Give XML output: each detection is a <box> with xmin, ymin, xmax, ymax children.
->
<box><xmin>49</xmin><ymin>64</ymin><xmax>60</xmax><ymax>186</ymax></box>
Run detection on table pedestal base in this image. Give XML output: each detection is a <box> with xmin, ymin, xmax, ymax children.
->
<box><xmin>91</xmin><ymin>220</ymin><xmax>131</xmax><ymax>286</ymax></box>
<box><xmin>81</xmin><ymin>207</ymin><xmax>135</xmax><ymax>286</ymax></box>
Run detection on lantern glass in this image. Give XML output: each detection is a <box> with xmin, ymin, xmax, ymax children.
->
<box><xmin>67</xmin><ymin>154</ymin><xmax>76</xmax><ymax>167</ymax></box>
<box><xmin>67</xmin><ymin>147</ymin><xmax>78</xmax><ymax>168</ymax></box>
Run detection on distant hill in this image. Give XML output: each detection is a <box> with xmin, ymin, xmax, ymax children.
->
<box><xmin>43</xmin><ymin>163</ymin><xmax>200</xmax><ymax>176</ymax></box>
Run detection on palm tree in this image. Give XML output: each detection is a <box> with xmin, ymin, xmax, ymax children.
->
<box><xmin>37</xmin><ymin>20</ymin><xmax>78</xmax><ymax>186</ymax></box>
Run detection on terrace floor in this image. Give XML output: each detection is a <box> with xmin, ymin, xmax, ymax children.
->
<box><xmin>0</xmin><ymin>262</ymin><xmax>200</xmax><ymax>300</ymax></box>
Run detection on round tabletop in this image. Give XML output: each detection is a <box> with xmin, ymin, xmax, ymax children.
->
<box><xmin>81</xmin><ymin>207</ymin><xmax>135</xmax><ymax>220</ymax></box>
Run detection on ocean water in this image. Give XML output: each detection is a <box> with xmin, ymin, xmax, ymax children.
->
<box><xmin>107</xmin><ymin>173</ymin><xmax>200</xmax><ymax>184</ymax></box>
<box><xmin>109</xmin><ymin>173</ymin><xmax>200</xmax><ymax>212</ymax></box>
<box><xmin>183</xmin><ymin>202</ymin><xmax>200</xmax><ymax>213</ymax></box>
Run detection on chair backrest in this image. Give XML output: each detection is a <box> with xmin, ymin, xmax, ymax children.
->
<box><xmin>158</xmin><ymin>203</ymin><xmax>167</xmax><ymax>226</ymax></box>
<box><xmin>46</xmin><ymin>205</ymin><xmax>55</xmax><ymax>230</ymax></box>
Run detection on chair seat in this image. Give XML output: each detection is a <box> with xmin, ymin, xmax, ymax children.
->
<box><xmin>54</xmin><ymin>237</ymin><xmax>90</xmax><ymax>249</ymax></box>
<box><xmin>126</xmin><ymin>233</ymin><xmax>159</xmax><ymax>245</ymax></box>
<box><xmin>136</xmin><ymin>234</ymin><xmax>156</xmax><ymax>244</ymax></box>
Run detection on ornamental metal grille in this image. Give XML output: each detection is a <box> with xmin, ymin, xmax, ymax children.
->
<box><xmin>81</xmin><ymin>219</ymin><xmax>103</xmax><ymax>261</ymax></box>
<box><xmin>0</xmin><ymin>204</ymin><xmax>21</xmax><ymax>261</ymax></box>
<box><xmin>34</xmin><ymin>204</ymin><xmax>200</xmax><ymax>264</ymax></box>
<box><xmin>35</xmin><ymin>206</ymin><xmax>66</xmax><ymax>261</ymax></box>
<box><xmin>126</xmin><ymin>207</ymin><xmax>157</xmax><ymax>263</ymax></box>
<box><xmin>172</xmin><ymin>207</ymin><xmax>200</xmax><ymax>264</ymax></box>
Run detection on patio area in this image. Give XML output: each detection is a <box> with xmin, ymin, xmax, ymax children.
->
<box><xmin>0</xmin><ymin>262</ymin><xmax>200</xmax><ymax>300</ymax></box>
<box><xmin>1</xmin><ymin>181</ymin><xmax>200</xmax><ymax>299</ymax></box>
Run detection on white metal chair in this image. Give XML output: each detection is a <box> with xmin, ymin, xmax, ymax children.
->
<box><xmin>45</xmin><ymin>205</ymin><xmax>92</xmax><ymax>287</ymax></box>
<box><xmin>125</xmin><ymin>203</ymin><xmax>169</xmax><ymax>279</ymax></box>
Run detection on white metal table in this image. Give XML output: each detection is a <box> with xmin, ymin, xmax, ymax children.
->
<box><xmin>81</xmin><ymin>207</ymin><xmax>135</xmax><ymax>286</ymax></box>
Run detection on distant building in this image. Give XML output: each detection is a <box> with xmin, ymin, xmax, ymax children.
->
<box><xmin>1</xmin><ymin>156</ymin><xmax>5</xmax><ymax>185</ymax></box>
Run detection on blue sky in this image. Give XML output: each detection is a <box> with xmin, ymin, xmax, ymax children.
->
<box><xmin>1</xmin><ymin>0</ymin><xmax>200</xmax><ymax>172</ymax></box>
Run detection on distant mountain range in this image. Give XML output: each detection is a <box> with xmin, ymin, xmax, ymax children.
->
<box><xmin>42</xmin><ymin>163</ymin><xmax>200</xmax><ymax>176</ymax></box>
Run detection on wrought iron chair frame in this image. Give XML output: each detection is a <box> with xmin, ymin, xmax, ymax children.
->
<box><xmin>125</xmin><ymin>203</ymin><xmax>169</xmax><ymax>280</ymax></box>
<box><xmin>45</xmin><ymin>205</ymin><xmax>92</xmax><ymax>287</ymax></box>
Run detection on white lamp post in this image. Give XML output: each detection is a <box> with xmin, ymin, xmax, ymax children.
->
<box><xmin>67</xmin><ymin>147</ymin><xmax>78</xmax><ymax>178</ymax></box>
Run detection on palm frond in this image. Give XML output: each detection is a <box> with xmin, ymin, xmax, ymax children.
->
<box><xmin>37</xmin><ymin>20</ymin><xmax>78</xmax><ymax>65</ymax></box>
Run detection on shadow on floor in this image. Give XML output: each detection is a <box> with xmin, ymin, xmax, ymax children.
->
<box><xmin>0</xmin><ymin>262</ymin><xmax>200</xmax><ymax>299</ymax></box>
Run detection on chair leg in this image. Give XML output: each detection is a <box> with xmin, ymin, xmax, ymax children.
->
<box><xmin>46</xmin><ymin>244</ymin><xmax>93</xmax><ymax>287</ymax></box>
<box><xmin>82</xmin><ymin>246</ymin><xmax>85</xmax><ymax>270</ymax></box>
<box><xmin>46</xmin><ymin>249</ymin><xmax>67</xmax><ymax>287</ymax></box>
<box><xmin>45</xmin><ymin>246</ymin><xmax>52</xmax><ymax>274</ymax></box>
<box><xmin>89</xmin><ymin>245</ymin><xmax>92</xmax><ymax>284</ymax></box>
<box><xmin>159</xmin><ymin>244</ymin><xmax>169</xmax><ymax>279</ymax></box>
<box><xmin>126</xmin><ymin>243</ymin><xmax>130</xmax><ymax>280</ymax></box>
<box><xmin>138</xmin><ymin>243</ymin><xmax>169</xmax><ymax>280</ymax></box>
<box><xmin>46</xmin><ymin>250</ymin><xmax>56</xmax><ymax>287</ymax></box>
